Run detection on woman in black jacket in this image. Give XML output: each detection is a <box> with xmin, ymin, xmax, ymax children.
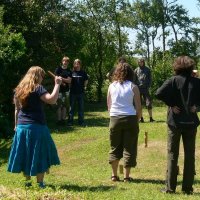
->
<box><xmin>156</xmin><ymin>56</ymin><xmax>200</xmax><ymax>194</ymax></box>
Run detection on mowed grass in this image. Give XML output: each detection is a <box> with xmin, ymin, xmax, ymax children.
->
<box><xmin>0</xmin><ymin>103</ymin><xmax>200</xmax><ymax>200</ymax></box>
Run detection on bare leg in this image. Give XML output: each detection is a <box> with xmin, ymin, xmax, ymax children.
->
<box><xmin>148</xmin><ymin>109</ymin><xmax>153</xmax><ymax>118</ymax></box>
<box><xmin>23</xmin><ymin>173</ymin><xmax>31</xmax><ymax>181</ymax></box>
<box><xmin>148</xmin><ymin>109</ymin><xmax>155</xmax><ymax>122</ymax></box>
<box><xmin>23</xmin><ymin>172</ymin><xmax>31</xmax><ymax>187</ymax></box>
<box><xmin>141</xmin><ymin>107</ymin><xmax>143</xmax><ymax>118</ymax></box>
<box><xmin>61</xmin><ymin>107</ymin><xmax>66</xmax><ymax>120</ymax></box>
<box><xmin>111</xmin><ymin>160</ymin><xmax>119</xmax><ymax>177</ymax></box>
<box><xmin>36</xmin><ymin>173</ymin><xmax>44</xmax><ymax>183</ymax></box>
<box><xmin>124</xmin><ymin>167</ymin><xmax>131</xmax><ymax>178</ymax></box>
<box><xmin>57</xmin><ymin>107</ymin><xmax>61</xmax><ymax>121</ymax></box>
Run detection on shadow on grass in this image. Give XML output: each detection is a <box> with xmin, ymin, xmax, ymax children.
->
<box><xmin>177</xmin><ymin>179</ymin><xmax>200</xmax><ymax>185</ymax></box>
<box><xmin>139</xmin><ymin>120</ymin><xmax>165</xmax><ymax>123</ymax></box>
<box><xmin>132</xmin><ymin>178</ymin><xmax>165</xmax><ymax>184</ymax></box>
<box><xmin>125</xmin><ymin>178</ymin><xmax>200</xmax><ymax>187</ymax></box>
<box><xmin>45</xmin><ymin>103</ymin><xmax>109</xmax><ymax>134</ymax></box>
<box><xmin>47</xmin><ymin>183</ymin><xmax>116</xmax><ymax>192</ymax></box>
<box><xmin>0</xmin><ymin>139</ymin><xmax>12</xmax><ymax>165</ymax></box>
<box><xmin>49</xmin><ymin>118</ymin><xmax>109</xmax><ymax>134</ymax></box>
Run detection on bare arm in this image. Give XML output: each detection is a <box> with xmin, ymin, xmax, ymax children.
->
<box><xmin>14</xmin><ymin>97</ymin><xmax>20</xmax><ymax>131</ymax></box>
<box><xmin>62</xmin><ymin>77</ymin><xmax>72</xmax><ymax>84</ymax></box>
<box><xmin>84</xmin><ymin>80</ymin><xmax>88</xmax><ymax>87</ymax></box>
<box><xmin>107</xmin><ymin>86</ymin><xmax>112</xmax><ymax>112</ymax></box>
<box><xmin>40</xmin><ymin>76</ymin><xmax>62</xmax><ymax>104</ymax></box>
<box><xmin>84</xmin><ymin>80</ymin><xmax>88</xmax><ymax>90</ymax></box>
<box><xmin>133</xmin><ymin>85</ymin><xmax>142</xmax><ymax>120</ymax></box>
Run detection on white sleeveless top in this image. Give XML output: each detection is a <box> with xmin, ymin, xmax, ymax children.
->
<box><xmin>109</xmin><ymin>80</ymin><xmax>136</xmax><ymax>116</ymax></box>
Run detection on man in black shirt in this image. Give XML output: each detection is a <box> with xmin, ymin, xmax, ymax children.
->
<box><xmin>68</xmin><ymin>59</ymin><xmax>88</xmax><ymax>126</ymax></box>
<box><xmin>55</xmin><ymin>56</ymin><xmax>72</xmax><ymax>125</ymax></box>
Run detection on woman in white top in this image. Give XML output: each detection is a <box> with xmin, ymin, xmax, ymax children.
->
<box><xmin>107</xmin><ymin>62</ymin><xmax>141</xmax><ymax>182</ymax></box>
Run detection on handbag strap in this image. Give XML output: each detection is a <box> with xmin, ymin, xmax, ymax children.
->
<box><xmin>176</xmin><ymin>76</ymin><xmax>191</xmax><ymax>114</ymax></box>
<box><xmin>180</xmin><ymin>89</ymin><xmax>190</xmax><ymax>114</ymax></box>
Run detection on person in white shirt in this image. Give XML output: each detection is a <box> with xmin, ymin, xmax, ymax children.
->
<box><xmin>107</xmin><ymin>62</ymin><xmax>141</xmax><ymax>182</ymax></box>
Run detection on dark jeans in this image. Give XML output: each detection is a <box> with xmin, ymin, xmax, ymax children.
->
<box><xmin>166</xmin><ymin>125</ymin><xmax>197</xmax><ymax>192</ymax></box>
<box><xmin>68</xmin><ymin>93</ymin><xmax>84</xmax><ymax>124</ymax></box>
<box><xmin>139</xmin><ymin>88</ymin><xmax>152</xmax><ymax>109</ymax></box>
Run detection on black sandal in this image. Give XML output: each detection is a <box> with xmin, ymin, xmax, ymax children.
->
<box><xmin>111</xmin><ymin>175</ymin><xmax>120</xmax><ymax>182</ymax></box>
<box><xmin>124</xmin><ymin>177</ymin><xmax>134</xmax><ymax>182</ymax></box>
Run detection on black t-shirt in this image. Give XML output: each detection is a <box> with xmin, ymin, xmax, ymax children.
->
<box><xmin>70</xmin><ymin>70</ymin><xmax>88</xmax><ymax>94</ymax></box>
<box><xmin>17</xmin><ymin>85</ymin><xmax>48</xmax><ymax>125</ymax></box>
<box><xmin>55</xmin><ymin>66</ymin><xmax>72</xmax><ymax>93</ymax></box>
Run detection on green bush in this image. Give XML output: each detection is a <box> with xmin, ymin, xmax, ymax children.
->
<box><xmin>0</xmin><ymin>109</ymin><xmax>13</xmax><ymax>138</ymax></box>
<box><xmin>151</xmin><ymin>54</ymin><xmax>174</xmax><ymax>97</ymax></box>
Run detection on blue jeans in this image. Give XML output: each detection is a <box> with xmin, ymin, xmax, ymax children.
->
<box><xmin>68</xmin><ymin>93</ymin><xmax>84</xmax><ymax>124</ymax></box>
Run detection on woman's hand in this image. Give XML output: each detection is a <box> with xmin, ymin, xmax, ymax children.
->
<box><xmin>190</xmin><ymin>105</ymin><xmax>197</xmax><ymax>113</ymax></box>
<box><xmin>55</xmin><ymin>76</ymin><xmax>62</xmax><ymax>85</ymax></box>
<box><xmin>171</xmin><ymin>106</ymin><xmax>181</xmax><ymax>114</ymax></box>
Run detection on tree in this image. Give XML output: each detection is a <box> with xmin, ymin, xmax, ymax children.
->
<box><xmin>1</xmin><ymin>0</ymin><xmax>83</xmax><ymax>68</ymax></box>
<box><xmin>130</xmin><ymin>0</ymin><xmax>152</xmax><ymax>64</ymax></box>
<box><xmin>66</xmin><ymin>0</ymin><xmax>130</xmax><ymax>102</ymax></box>
<box><xmin>0</xmin><ymin>6</ymin><xmax>26</xmax><ymax>137</ymax></box>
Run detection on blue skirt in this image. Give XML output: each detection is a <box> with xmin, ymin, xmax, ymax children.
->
<box><xmin>7</xmin><ymin>124</ymin><xmax>60</xmax><ymax>176</ymax></box>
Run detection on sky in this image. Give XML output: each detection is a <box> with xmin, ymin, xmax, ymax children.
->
<box><xmin>177</xmin><ymin>0</ymin><xmax>200</xmax><ymax>17</ymax></box>
<box><xmin>128</xmin><ymin>0</ymin><xmax>200</xmax><ymax>49</ymax></box>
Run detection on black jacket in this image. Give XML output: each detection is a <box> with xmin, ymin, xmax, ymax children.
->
<box><xmin>156</xmin><ymin>75</ymin><xmax>200</xmax><ymax>128</ymax></box>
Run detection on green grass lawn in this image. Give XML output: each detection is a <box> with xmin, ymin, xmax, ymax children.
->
<box><xmin>0</xmin><ymin>103</ymin><xmax>200</xmax><ymax>199</ymax></box>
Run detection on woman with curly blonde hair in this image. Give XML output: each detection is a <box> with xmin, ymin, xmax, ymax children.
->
<box><xmin>8</xmin><ymin>66</ymin><xmax>62</xmax><ymax>188</ymax></box>
<box><xmin>107</xmin><ymin>62</ymin><xmax>141</xmax><ymax>182</ymax></box>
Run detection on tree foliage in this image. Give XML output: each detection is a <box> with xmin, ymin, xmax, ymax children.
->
<box><xmin>0</xmin><ymin>0</ymin><xmax>200</xmax><ymax>137</ymax></box>
<box><xmin>0</xmin><ymin>6</ymin><xmax>26</xmax><ymax>137</ymax></box>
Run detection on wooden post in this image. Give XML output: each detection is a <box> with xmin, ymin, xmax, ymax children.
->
<box><xmin>145</xmin><ymin>131</ymin><xmax>148</xmax><ymax>148</ymax></box>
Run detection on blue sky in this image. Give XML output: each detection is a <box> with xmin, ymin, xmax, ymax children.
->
<box><xmin>127</xmin><ymin>0</ymin><xmax>200</xmax><ymax>49</ymax></box>
<box><xmin>177</xmin><ymin>0</ymin><xmax>200</xmax><ymax>17</ymax></box>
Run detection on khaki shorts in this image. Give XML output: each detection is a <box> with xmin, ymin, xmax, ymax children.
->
<box><xmin>56</xmin><ymin>92</ymin><xmax>69</xmax><ymax>108</ymax></box>
<box><xmin>109</xmin><ymin>115</ymin><xmax>139</xmax><ymax>167</ymax></box>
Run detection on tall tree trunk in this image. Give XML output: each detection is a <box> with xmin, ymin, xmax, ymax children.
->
<box><xmin>145</xmin><ymin>31</ymin><xmax>150</xmax><ymax>67</ymax></box>
<box><xmin>96</xmin><ymin>30</ymin><xmax>103</xmax><ymax>102</ymax></box>
<box><xmin>116</xmin><ymin>20</ymin><xmax>122</xmax><ymax>56</ymax></box>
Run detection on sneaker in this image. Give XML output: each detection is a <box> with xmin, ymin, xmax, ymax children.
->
<box><xmin>139</xmin><ymin>117</ymin><xmax>144</xmax><ymax>123</ymax></box>
<box><xmin>160</xmin><ymin>188</ymin><xmax>175</xmax><ymax>194</ymax></box>
<box><xmin>150</xmin><ymin>117</ymin><xmax>155</xmax><ymax>122</ymax></box>
<box><xmin>182</xmin><ymin>190</ymin><xmax>193</xmax><ymax>195</ymax></box>
<box><xmin>79</xmin><ymin>122</ymin><xmax>87</xmax><ymax>127</ymax></box>
<box><xmin>25</xmin><ymin>182</ymin><xmax>32</xmax><ymax>187</ymax></box>
<box><xmin>38</xmin><ymin>182</ymin><xmax>46</xmax><ymax>189</ymax></box>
